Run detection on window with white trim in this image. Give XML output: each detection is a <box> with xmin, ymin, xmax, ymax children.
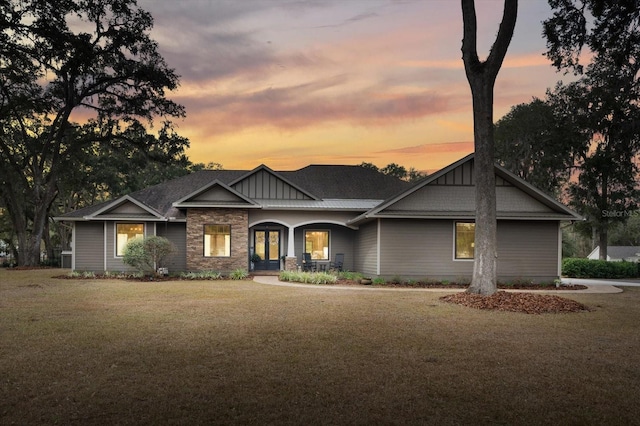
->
<box><xmin>455</xmin><ymin>222</ymin><xmax>475</xmax><ymax>259</ymax></box>
<box><xmin>116</xmin><ymin>223</ymin><xmax>144</xmax><ymax>256</ymax></box>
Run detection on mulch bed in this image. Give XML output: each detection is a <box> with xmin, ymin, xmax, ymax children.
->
<box><xmin>440</xmin><ymin>291</ymin><xmax>590</xmax><ymax>314</ymax></box>
<box><xmin>337</xmin><ymin>280</ymin><xmax>587</xmax><ymax>291</ymax></box>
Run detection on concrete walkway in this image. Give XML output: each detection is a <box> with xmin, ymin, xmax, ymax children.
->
<box><xmin>253</xmin><ymin>275</ymin><xmax>625</xmax><ymax>294</ymax></box>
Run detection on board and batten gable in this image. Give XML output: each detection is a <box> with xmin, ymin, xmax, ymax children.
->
<box><xmin>232</xmin><ymin>168</ymin><xmax>314</xmax><ymax>200</ymax></box>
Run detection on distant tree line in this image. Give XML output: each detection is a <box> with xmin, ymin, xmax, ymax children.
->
<box><xmin>359</xmin><ymin>162</ymin><xmax>427</xmax><ymax>182</ymax></box>
<box><xmin>495</xmin><ymin>0</ymin><xmax>640</xmax><ymax>259</ymax></box>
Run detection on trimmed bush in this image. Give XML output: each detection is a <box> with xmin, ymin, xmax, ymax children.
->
<box><xmin>122</xmin><ymin>236</ymin><xmax>174</xmax><ymax>276</ymax></box>
<box><xmin>562</xmin><ymin>258</ymin><xmax>638</xmax><ymax>279</ymax></box>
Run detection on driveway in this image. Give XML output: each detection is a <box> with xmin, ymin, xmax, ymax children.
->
<box><xmin>561</xmin><ymin>277</ymin><xmax>640</xmax><ymax>288</ymax></box>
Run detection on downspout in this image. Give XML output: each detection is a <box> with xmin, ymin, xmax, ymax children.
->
<box><xmin>376</xmin><ymin>218</ymin><xmax>381</xmax><ymax>276</ymax></box>
<box><xmin>71</xmin><ymin>222</ymin><xmax>76</xmax><ymax>271</ymax></box>
<box><xmin>557</xmin><ymin>221</ymin><xmax>563</xmax><ymax>278</ymax></box>
<box><xmin>104</xmin><ymin>222</ymin><xmax>108</xmax><ymax>272</ymax></box>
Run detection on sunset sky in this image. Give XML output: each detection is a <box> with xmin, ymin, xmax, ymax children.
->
<box><xmin>138</xmin><ymin>0</ymin><xmax>569</xmax><ymax>173</ymax></box>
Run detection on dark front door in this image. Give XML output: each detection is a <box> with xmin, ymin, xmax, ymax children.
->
<box><xmin>254</xmin><ymin>230</ymin><xmax>280</xmax><ymax>271</ymax></box>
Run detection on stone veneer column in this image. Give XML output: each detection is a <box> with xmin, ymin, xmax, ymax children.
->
<box><xmin>285</xmin><ymin>257</ymin><xmax>298</xmax><ymax>271</ymax></box>
<box><xmin>186</xmin><ymin>208</ymin><xmax>249</xmax><ymax>272</ymax></box>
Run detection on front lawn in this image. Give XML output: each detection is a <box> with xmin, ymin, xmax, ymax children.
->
<box><xmin>1</xmin><ymin>269</ymin><xmax>639</xmax><ymax>425</ymax></box>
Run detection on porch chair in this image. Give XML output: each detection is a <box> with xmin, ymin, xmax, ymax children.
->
<box><xmin>301</xmin><ymin>252</ymin><xmax>316</xmax><ymax>272</ymax></box>
<box><xmin>330</xmin><ymin>253</ymin><xmax>344</xmax><ymax>271</ymax></box>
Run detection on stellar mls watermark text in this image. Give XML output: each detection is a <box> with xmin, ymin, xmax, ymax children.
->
<box><xmin>602</xmin><ymin>209</ymin><xmax>640</xmax><ymax>218</ymax></box>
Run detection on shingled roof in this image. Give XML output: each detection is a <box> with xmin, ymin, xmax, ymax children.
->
<box><xmin>61</xmin><ymin>165</ymin><xmax>412</xmax><ymax>219</ymax></box>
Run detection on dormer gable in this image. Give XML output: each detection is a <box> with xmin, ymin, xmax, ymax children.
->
<box><xmin>229</xmin><ymin>164</ymin><xmax>318</xmax><ymax>200</ymax></box>
<box><xmin>172</xmin><ymin>180</ymin><xmax>260</xmax><ymax>209</ymax></box>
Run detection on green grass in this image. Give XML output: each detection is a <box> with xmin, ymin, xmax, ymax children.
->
<box><xmin>2</xmin><ymin>269</ymin><xmax>640</xmax><ymax>425</ymax></box>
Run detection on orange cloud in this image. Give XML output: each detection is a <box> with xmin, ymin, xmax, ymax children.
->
<box><xmin>376</xmin><ymin>141</ymin><xmax>473</xmax><ymax>155</ymax></box>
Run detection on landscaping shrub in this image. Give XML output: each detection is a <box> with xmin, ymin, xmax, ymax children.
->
<box><xmin>562</xmin><ymin>258</ymin><xmax>638</xmax><ymax>279</ymax></box>
<box><xmin>180</xmin><ymin>270</ymin><xmax>223</xmax><ymax>280</ymax></box>
<box><xmin>337</xmin><ymin>271</ymin><xmax>364</xmax><ymax>281</ymax></box>
<box><xmin>122</xmin><ymin>236</ymin><xmax>174</xmax><ymax>276</ymax></box>
<box><xmin>229</xmin><ymin>269</ymin><xmax>249</xmax><ymax>280</ymax></box>
<box><xmin>278</xmin><ymin>271</ymin><xmax>338</xmax><ymax>284</ymax></box>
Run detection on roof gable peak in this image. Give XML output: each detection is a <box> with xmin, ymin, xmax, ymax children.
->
<box><xmin>173</xmin><ymin>180</ymin><xmax>260</xmax><ymax>208</ymax></box>
<box><xmin>230</xmin><ymin>165</ymin><xmax>319</xmax><ymax>200</ymax></box>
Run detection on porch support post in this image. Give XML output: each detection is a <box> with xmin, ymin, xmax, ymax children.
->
<box><xmin>287</xmin><ymin>226</ymin><xmax>295</xmax><ymax>257</ymax></box>
<box><xmin>285</xmin><ymin>225</ymin><xmax>298</xmax><ymax>271</ymax></box>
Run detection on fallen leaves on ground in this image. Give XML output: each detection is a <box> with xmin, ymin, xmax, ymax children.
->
<box><xmin>440</xmin><ymin>291</ymin><xmax>590</xmax><ymax>314</ymax></box>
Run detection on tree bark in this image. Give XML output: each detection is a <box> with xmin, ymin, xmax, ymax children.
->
<box><xmin>461</xmin><ymin>0</ymin><xmax>517</xmax><ymax>295</ymax></box>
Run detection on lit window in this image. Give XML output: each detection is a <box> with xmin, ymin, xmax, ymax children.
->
<box><xmin>305</xmin><ymin>230</ymin><xmax>329</xmax><ymax>260</ymax></box>
<box><xmin>455</xmin><ymin>222</ymin><xmax>475</xmax><ymax>259</ymax></box>
<box><xmin>204</xmin><ymin>225</ymin><xmax>231</xmax><ymax>257</ymax></box>
<box><xmin>116</xmin><ymin>223</ymin><xmax>144</xmax><ymax>256</ymax></box>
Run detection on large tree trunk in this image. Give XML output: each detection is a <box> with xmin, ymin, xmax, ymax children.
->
<box><xmin>468</xmin><ymin>79</ymin><xmax>498</xmax><ymax>294</ymax></box>
<box><xmin>598</xmin><ymin>225</ymin><xmax>608</xmax><ymax>260</ymax></box>
<box><xmin>461</xmin><ymin>0</ymin><xmax>517</xmax><ymax>295</ymax></box>
<box><xmin>2</xmin><ymin>173</ymin><xmax>59</xmax><ymax>267</ymax></box>
<box><xmin>598</xmin><ymin>174</ymin><xmax>608</xmax><ymax>260</ymax></box>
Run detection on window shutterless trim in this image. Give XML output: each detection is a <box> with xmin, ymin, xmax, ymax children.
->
<box><xmin>203</xmin><ymin>224</ymin><xmax>231</xmax><ymax>257</ymax></box>
<box><xmin>304</xmin><ymin>229</ymin><xmax>330</xmax><ymax>261</ymax></box>
<box><xmin>115</xmin><ymin>222</ymin><xmax>145</xmax><ymax>258</ymax></box>
<box><xmin>453</xmin><ymin>221</ymin><xmax>475</xmax><ymax>261</ymax></box>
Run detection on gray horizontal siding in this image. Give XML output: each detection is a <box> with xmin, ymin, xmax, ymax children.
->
<box><xmin>194</xmin><ymin>186</ymin><xmax>245</xmax><ymax>202</ymax></box>
<box><xmin>376</xmin><ymin>219</ymin><xmax>560</xmax><ymax>281</ymax></box>
<box><xmin>74</xmin><ymin>222</ymin><xmax>105</xmax><ymax>272</ymax></box>
<box><xmin>387</xmin><ymin>186</ymin><xmax>554</xmax><ymax>214</ymax></box>
<box><xmin>496</xmin><ymin>221</ymin><xmax>559</xmax><ymax>280</ymax></box>
<box><xmin>379</xmin><ymin>219</ymin><xmax>471</xmax><ymax>279</ymax></box>
<box><xmin>354</xmin><ymin>221</ymin><xmax>378</xmax><ymax>277</ymax></box>
<box><xmin>157</xmin><ymin>222</ymin><xmax>187</xmax><ymax>272</ymax></box>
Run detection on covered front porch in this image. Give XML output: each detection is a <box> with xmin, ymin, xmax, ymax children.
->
<box><xmin>248</xmin><ymin>218</ymin><xmax>356</xmax><ymax>273</ymax></box>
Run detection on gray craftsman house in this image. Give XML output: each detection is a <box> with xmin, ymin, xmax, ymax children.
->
<box><xmin>57</xmin><ymin>154</ymin><xmax>581</xmax><ymax>282</ymax></box>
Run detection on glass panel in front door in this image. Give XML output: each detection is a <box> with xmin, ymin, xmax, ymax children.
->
<box><xmin>255</xmin><ymin>231</ymin><xmax>266</xmax><ymax>260</ymax></box>
<box><xmin>269</xmin><ymin>231</ymin><xmax>279</xmax><ymax>261</ymax></box>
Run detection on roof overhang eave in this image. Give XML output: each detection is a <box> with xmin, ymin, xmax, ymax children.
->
<box><xmin>349</xmin><ymin>213</ymin><xmax>581</xmax><ymax>223</ymax></box>
<box><xmin>172</xmin><ymin>202</ymin><xmax>262</xmax><ymax>209</ymax></box>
